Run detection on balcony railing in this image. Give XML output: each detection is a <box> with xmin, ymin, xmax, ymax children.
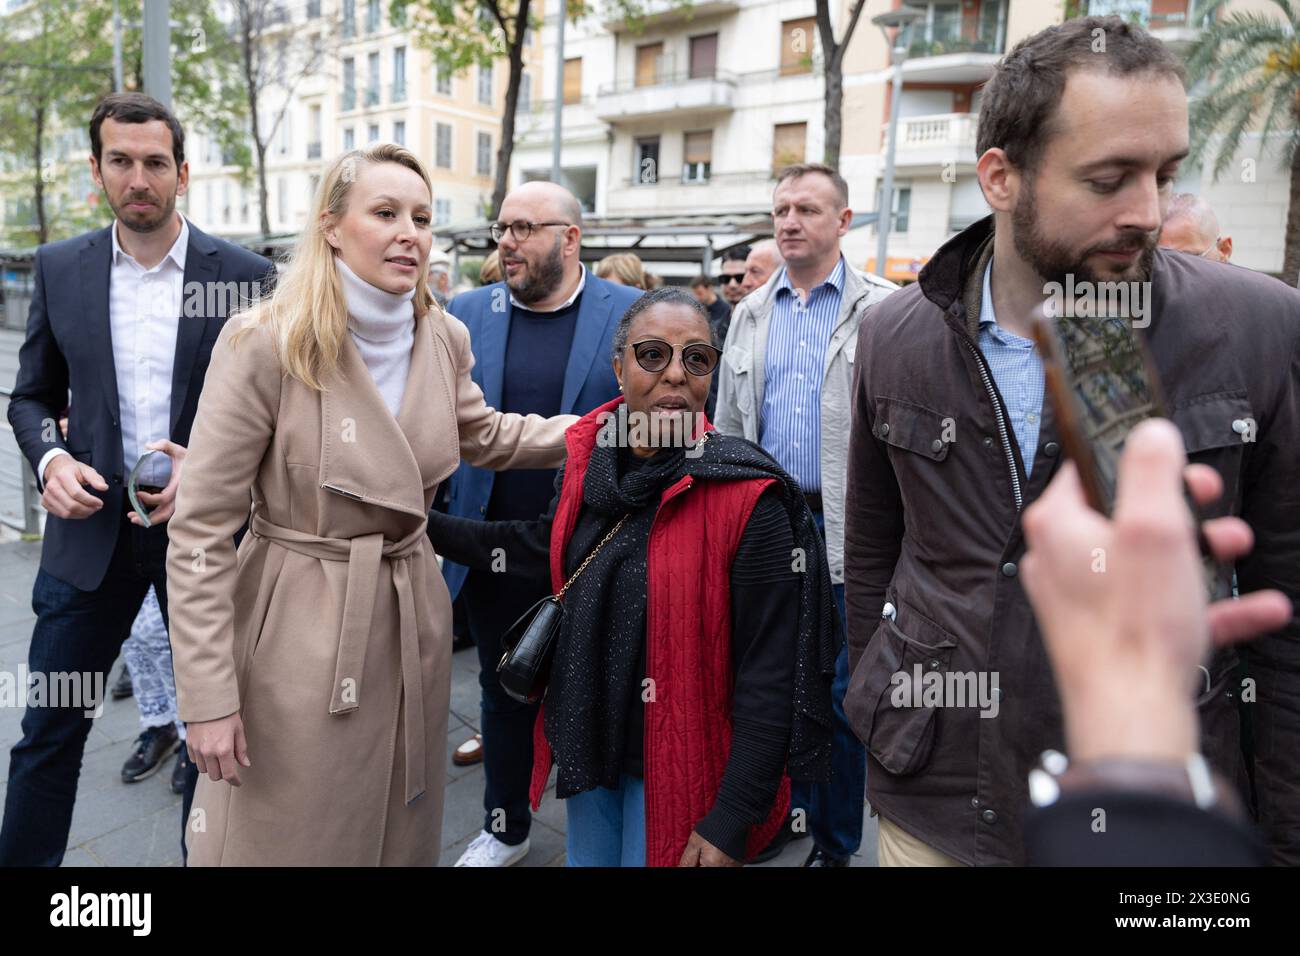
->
<box><xmin>390</xmin><ymin>82</ymin><xmax>406</xmax><ymax>104</ymax></box>
<box><xmin>364</xmin><ymin>86</ymin><xmax>380</xmax><ymax>107</ymax></box>
<box><xmin>340</xmin><ymin>88</ymin><xmax>357</xmax><ymax>111</ymax></box>
<box><xmin>595</xmin><ymin>72</ymin><xmax>736</xmax><ymax>122</ymax></box>
<box><xmin>904</xmin><ymin>35</ymin><xmax>1001</xmax><ymax>58</ymax></box>
<box><xmin>307</xmin><ymin>141</ymin><xmax>322</xmax><ymax>159</ymax></box>
<box><xmin>888</xmin><ymin>112</ymin><xmax>979</xmax><ymax>165</ymax></box>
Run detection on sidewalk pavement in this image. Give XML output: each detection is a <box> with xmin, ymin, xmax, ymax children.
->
<box><xmin>0</xmin><ymin>539</ymin><xmax>877</xmax><ymax>867</ymax></box>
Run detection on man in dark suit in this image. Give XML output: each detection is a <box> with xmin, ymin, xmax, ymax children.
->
<box><xmin>0</xmin><ymin>93</ymin><xmax>273</xmax><ymax>866</ymax></box>
<box><xmin>440</xmin><ymin>181</ymin><xmax>640</xmax><ymax>866</ymax></box>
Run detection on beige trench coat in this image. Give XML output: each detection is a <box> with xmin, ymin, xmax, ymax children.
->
<box><xmin>165</xmin><ymin>305</ymin><xmax>572</xmax><ymax>866</ymax></box>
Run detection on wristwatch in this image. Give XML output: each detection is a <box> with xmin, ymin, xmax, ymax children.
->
<box><xmin>1028</xmin><ymin>749</ymin><xmax>1243</xmax><ymax>819</ymax></box>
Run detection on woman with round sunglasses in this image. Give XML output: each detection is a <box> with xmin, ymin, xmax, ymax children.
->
<box><xmin>426</xmin><ymin>287</ymin><xmax>839</xmax><ymax>866</ymax></box>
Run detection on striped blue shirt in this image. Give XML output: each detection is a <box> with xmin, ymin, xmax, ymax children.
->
<box><xmin>759</xmin><ymin>258</ymin><xmax>846</xmax><ymax>492</ymax></box>
<box><xmin>977</xmin><ymin>261</ymin><xmax>1045</xmax><ymax>477</ymax></box>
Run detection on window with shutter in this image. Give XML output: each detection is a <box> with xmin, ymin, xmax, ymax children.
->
<box><xmin>780</xmin><ymin>17</ymin><xmax>816</xmax><ymax>76</ymax></box>
<box><xmin>772</xmin><ymin>122</ymin><xmax>806</xmax><ymax>174</ymax></box>
<box><xmin>635</xmin><ymin>42</ymin><xmax>664</xmax><ymax>86</ymax></box>
<box><xmin>563</xmin><ymin>57</ymin><xmax>582</xmax><ymax>104</ymax></box>
<box><xmin>682</xmin><ymin>130</ymin><xmax>712</xmax><ymax>184</ymax></box>
<box><xmin>689</xmin><ymin>33</ymin><xmax>717</xmax><ymax>80</ymax></box>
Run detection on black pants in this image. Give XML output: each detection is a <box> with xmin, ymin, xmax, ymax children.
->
<box><xmin>0</xmin><ymin>500</ymin><xmax>171</xmax><ymax>866</ymax></box>
<box><xmin>462</xmin><ymin>569</ymin><xmax>549</xmax><ymax>846</ymax></box>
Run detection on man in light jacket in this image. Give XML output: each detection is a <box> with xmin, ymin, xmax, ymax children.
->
<box><xmin>714</xmin><ymin>162</ymin><xmax>896</xmax><ymax>866</ymax></box>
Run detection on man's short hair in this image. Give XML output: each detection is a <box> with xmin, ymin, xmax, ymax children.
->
<box><xmin>774</xmin><ymin>162</ymin><xmax>850</xmax><ymax>209</ymax></box>
<box><xmin>721</xmin><ymin>245</ymin><xmax>751</xmax><ymax>265</ymax></box>
<box><xmin>976</xmin><ymin>16</ymin><xmax>1184</xmax><ymax>176</ymax></box>
<box><xmin>90</xmin><ymin>92</ymin><xmax>186</xmax><ymax>168</ymax></box>
<box><xmin>691</xmin><ymin>274</ymin><xmax>714</xmax><ymax>289</ymax></box>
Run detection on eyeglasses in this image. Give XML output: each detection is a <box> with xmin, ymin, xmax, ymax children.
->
<box><xmin>626</xmin><ymin>339</ymin><xmax>722</xmax><ymax>377</ymax></box>
<box><xmin>719</xmin><ymin>274</ymin><xmax>746</xmax><ymax>285</ymax></box>
<box><xmin>489</xmin><ymin>220</ymin><xmax>572</xmax><ymax>243</ymax></box>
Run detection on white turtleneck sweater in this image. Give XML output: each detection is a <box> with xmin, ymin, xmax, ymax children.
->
<box><xmin>336</xmin><ymin>257</ymin><xmax>416</xmax><ymax>417</ymax></box>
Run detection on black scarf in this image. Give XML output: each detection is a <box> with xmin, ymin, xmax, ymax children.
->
<box><xmin>544</xmin><ymin>431</ymin><xmax>837</xmax><ymax>799</ymax></box>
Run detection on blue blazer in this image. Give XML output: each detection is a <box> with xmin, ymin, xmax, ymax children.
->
<box><xmin>6</xmin><ymin>221</ymin><xmax>274</xmax><ymax>591</ymax></box>
<box><xmin>440</xmin><ymin>273</ymin><xmax>641</xmax><ymax>600</ymax></box>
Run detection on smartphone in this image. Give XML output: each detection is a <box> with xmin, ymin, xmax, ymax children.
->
<box><xmin>1029</xmin><ymin>304</ymin><xmax>1225</xmax><ymax>597</ymax></box>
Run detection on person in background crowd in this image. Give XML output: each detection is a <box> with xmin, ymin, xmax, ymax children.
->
<box><xmin>715</xmin><ymin>162</ymin><xmax>897</xmax><ymax>867</ymax></box>
<box><xmin>441</xmin><ymin>182</ymin><xmax>641</xmax><ymax>866</ymax></box>
<box><xmin>741</xmin><ymin>239</ymin><xmax>783</xmax><ymax>297</ymax></box>
<box><xmin>692</xmin><ymin>272</ymin><xmax>735</xmax><ymax>420</ymax></box>
<box><xmin>1022</xmin><ymin>420</ymin><xmax>1287</xmax><ymax>865</ymax></box>
<box><xmin>0</xmin><ymin>92</ymin><xmax>274</xmax><ymax>866</ymax></box>
<box><xmin>1159</xmin><ymin>192</ymin><xmax>1233</xmax><ymax>262</ymax></box>
<box><xmin>843</xmin><ymin>16</ymin><xmax>1300</xmax><ymax>867</ymax></box>
<box><xmin>117</xmin><ymin>585</ymin><xmax>192</xmax><ymax>792</ymax></box>
<box><xmin>427</xmin><ymin>288</ymin><xmax>837</xmax><ymax>866</ymax></box>
<box><xmin>595</xmin><ymin>252</ymin><xmax>650</xmax><ymax>290</ymax></box>
<box><xmin>479</xmin><ymin>249</ymin><xmax>502</xmax><ymax>285</ymax></box>
<box><xmin>645</xmin><ymin>272</ymin><xmax>665</xmax><ymax>290</ymax></box>
<box><xmin>691</xmin><ymin>273</ymin><xmax>732</xmax><ymax>342</ymax></box>
<box><xmin>718</xmin><ymin>246</ymin><xmax>751</xmax><ymax>308</ymax></box>
<box><xmin>429</xmin><ymin>251</ymin><xmax>452</xmax><ymax>307</ymax></box>
<box><xmin>166</xmin><ymin>144</ymin><xmax>575</xmax><ymax>866</ymax></box>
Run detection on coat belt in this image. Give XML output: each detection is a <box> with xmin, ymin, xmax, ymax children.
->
<box><xmin>249</xmin><ymin>512</ymin><xmax>429</xmax><ymax>804</ymax></box>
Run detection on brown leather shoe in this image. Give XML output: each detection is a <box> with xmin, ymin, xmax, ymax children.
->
<box><xmin>452</xmin><ymin>733</ymin><xmax>483</xmax><ymax>767</ymax></box>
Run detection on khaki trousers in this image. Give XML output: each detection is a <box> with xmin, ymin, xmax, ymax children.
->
<box><xmin>877</xmin><ymin>815</ymin><xmax>966</xmax><ymax>867</ymax></box>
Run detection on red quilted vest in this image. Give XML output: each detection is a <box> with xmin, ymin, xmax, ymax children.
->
<box><xmin>528</xmin><ymin>396</ymin><xmax>791</xmax><ymax>866</ymax></box>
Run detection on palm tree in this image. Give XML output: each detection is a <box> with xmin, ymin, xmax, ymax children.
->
<box><xmin>1185</xmin><ymin>0</ymin><xmax>1300</xmax><ymax>284</ymax></box>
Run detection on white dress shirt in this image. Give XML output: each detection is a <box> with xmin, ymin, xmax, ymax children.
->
<box><xmin>39</xmin><ymin>217</ymin><xmax>189</xmax><ymax>488</ymax></box>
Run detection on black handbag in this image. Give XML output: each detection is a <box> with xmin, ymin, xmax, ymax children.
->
<box><xmin>495</xmin><ymin>514</ymin><xmax>629</xmax><ymax>704</ymax></box>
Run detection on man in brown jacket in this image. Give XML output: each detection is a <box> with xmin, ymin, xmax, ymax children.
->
<box><xmin>844</xmin><ymin>16</ymin><xmax>1300</xmax><ymax>866</ymax></box>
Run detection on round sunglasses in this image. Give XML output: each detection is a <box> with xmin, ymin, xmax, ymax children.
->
<box><xmin>625</xmin><ymin>339</ymin><xmax>722</xmax><ymax>377</ymax></box>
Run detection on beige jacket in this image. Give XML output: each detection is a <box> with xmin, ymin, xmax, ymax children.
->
<box><xmin>166</xmin><ymin>305</ymin><xmax>573</xmax><ymax>865</ymax></box>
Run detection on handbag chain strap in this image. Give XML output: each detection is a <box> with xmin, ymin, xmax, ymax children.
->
<box><xmin>555</xmin><ymin>513</ymin><xmax>630</xmax><ymax>600</ymax></box>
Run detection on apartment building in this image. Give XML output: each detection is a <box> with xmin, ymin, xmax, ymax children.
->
<box><xmin>186</xmin><ymin>0</ymin><xmax>545</xmax><ymax>240</ymax></box>
<box><xmin>514</xmin><ymin>0</ymin><xmax>833</xmax><ymax>220</ymax></box>
<box><xmin>516</xmin><ymin>0</ymin><xmax>1288</xmax><ymax>280</ymax></box>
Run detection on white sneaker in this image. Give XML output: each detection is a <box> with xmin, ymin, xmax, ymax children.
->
<box><xmin>454</xmin><ymin>830</ymin><xmax>530</xmax><ymax>867</ymax></box>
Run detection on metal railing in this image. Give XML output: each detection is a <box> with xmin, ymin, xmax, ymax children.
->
<box><xmin>597</xmin><ymin>68</ymin><xmax>738</xmax><ymax>97</ymax></box>
<box><xmin>0</xmin><ymin>384</ymin><xmax>41</xmax><ymax>536</ymax></box>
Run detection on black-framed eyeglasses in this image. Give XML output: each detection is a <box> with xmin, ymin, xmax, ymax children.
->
<box><xmin>489</xmin><ymin>220</ymin><xmax>572</xmax><ymax>243</ymax></box>
<box><xmin>719</xmin><ymin>274</ymin><xmax>746</xmax><ymax>284</ymax></box>
<box><xmin>626</xmin><ymin>339</ymin><xmax>722</xmax><ymax>377</ymax></box>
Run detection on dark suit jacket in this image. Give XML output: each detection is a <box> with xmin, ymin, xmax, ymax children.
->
<box><xmin>6</xmin><ymin>219</ymin><xmax>274</xmax><ymax>591</ymax></box>
<box><xmin>438</xmin><ymin>274</ymin><xmax>641</xmax><ymax>601</ymax></box>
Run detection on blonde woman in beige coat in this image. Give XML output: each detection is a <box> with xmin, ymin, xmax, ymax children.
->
<box><xmin>165</xmin><ymin>144</ymin><xmax>574</xmax><ymax>865</ymax></box>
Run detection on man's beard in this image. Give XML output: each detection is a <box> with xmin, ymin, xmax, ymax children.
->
<box><xmin>110</xmin><ymin>187</ymin><xmax>177</xmax><ymax>234</ymax></box>
<box><xmin>507</xmin><ymin>235</ymin><xmax>565</xmax><ymax>305</ymax></box>
<box><xmin>1011</xmin><ymin>178</ymin><xmax>1156</xmax><ymax>289</ymax></box>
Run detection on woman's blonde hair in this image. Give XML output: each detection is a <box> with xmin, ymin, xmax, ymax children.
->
<box><xmin>233</xmin><ymin>143</ymin><xmax>437</xmax><ymax>390</ymax></box>
<box><xmin>479</xmin><ymin>249</ymin><xmax>502</xmax><ymax>284</ymax></box>
<box><xmin>594</xmin><ymin>252</ymin><xmax>648</xmax><ymax>290</ymax></box>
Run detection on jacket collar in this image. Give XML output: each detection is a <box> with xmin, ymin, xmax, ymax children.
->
<box><xmin>318</xmin><ymin>309</ymin><xmax>445</xmax><ymax>520</ymax></box>
<box><xmin>916</xmin><ymin>215</ymin><xmax>997</xmax><ymax>339</ymax></box>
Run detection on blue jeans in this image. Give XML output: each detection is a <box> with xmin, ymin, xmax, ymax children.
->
<box><xmin>565</xmin><ymin>775</ymin><xmax>647</xmax><ymax>867</ymax></box>
<box><xmin>789</xmin><ymin>510</ymin><xmax>867</xmax><ymax>860</ymax></box>
<box><xmin>0</xmin><ymin>507</ymin><xmax>171</xmax><ymax>866</ymax></box>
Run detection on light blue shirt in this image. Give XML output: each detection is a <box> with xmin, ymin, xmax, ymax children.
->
<box><xmin>759</xmin><ymin>258</ymin><xmax>846</xmax><ymax>493</ymax></box>
<box><xmin>977</xmin><ymin>261</ymin><xmax>1045</xmax><ymax>477</ymax></box>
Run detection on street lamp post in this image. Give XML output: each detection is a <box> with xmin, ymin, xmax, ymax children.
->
<box><xmin>551</xmin><ymin>0</ymin><xmax>566</xmax><ymax>184</ymax></box>
<box><xmin>871</xmin><ymin>6</ymin><xmax>923</xmax><ymax>281</ymax></box>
